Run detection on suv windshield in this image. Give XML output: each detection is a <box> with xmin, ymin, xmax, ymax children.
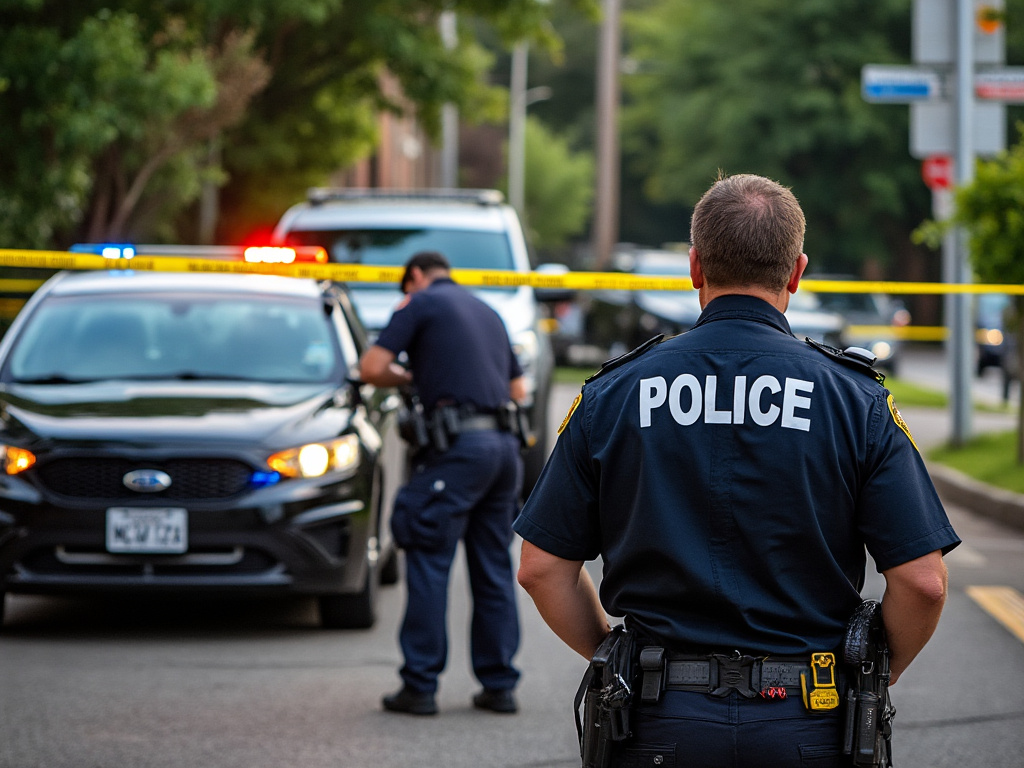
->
<box><xmin>286</xmin><ymin>228</ymin><xmax>515</xmax><ymax>290</ymax></box>
<box><xmin>5</xmin><ymin>293</ymin><xmax>342</xmax><ymax>384</ymax></box>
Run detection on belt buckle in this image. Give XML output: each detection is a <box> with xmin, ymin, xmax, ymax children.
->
<box><xmin>709</xmin><ymin>652</ymin><xmax>759</xmax><ymax>699</ymax></box>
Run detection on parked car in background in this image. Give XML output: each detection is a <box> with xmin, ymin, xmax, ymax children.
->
<box><xmin>273</xmin><ymin>188</ymin><xmax>555</xmax><ymax>495</ymax></box>
<box><xmin>976</xmin><ymin>292</ymin><xmax>1012</xmax><ymax>374</ymax></box>
<box><xmin>584</xmin><ymin>249</ymin><xmax>701</xmax><ymax>359</ymax></box>
<box><xmin>976</xmin><ymin>292</ymin><xmax>1018</xmax><ymax>401</ymax></box>
<box><xmin>812</xmin><ymin>281</ymin><xmax>911</xmax><ymax>376</ymax></box>
<box><xmin>584</xmin><ymin>248</ymin><xmax>846</xmax><ymax>360</ymax></box>
<box><xmin>0</xmin><ymin>270</ymin><xmax>404</xmax><ymax>629</ymax></box>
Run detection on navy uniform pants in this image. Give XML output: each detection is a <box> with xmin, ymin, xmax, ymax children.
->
<box><xmin>611</xmin><ymin>690</ymin><xmax>845</xmax><ymax>767</ymax></box>
<box><xmin>391</xmin><ymin>429</ymin><xmax>523</xmax><ymax>695</ymax></box>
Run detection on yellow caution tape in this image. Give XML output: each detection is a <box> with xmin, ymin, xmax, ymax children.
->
<box><xmin>1</xmin><ymin>246</ymin><xmax>1024</xmax><ymax>294</ymax></box>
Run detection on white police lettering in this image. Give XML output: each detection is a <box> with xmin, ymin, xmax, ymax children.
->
<box><xmin>638</xmin><ymin>374</ymin><xmax>814</xmax><ymax>431</ymax></box>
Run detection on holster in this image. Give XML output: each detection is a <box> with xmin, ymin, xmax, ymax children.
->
<box><xmin>842</xmin><ymin>600</ymin><xmax>895</xmax><ymax>768</ymax></box>
<box><xmin>396</xmin><ymin>390</ymin><xmax>430</xmax><ymax>453</ymax></box>
<box><xmin>575</xmin><ymin>626</ymin><xmax>635</xmax><ymax>768</ymax></box>
<box><xmin>498</xmin><ymin>401</ymin><xmax>532</xmax><ymax>449</ymax></box>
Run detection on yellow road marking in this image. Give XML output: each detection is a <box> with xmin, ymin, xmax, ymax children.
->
<box><xmin>966</xmin><ymin>586</ymin><xmax>1024</xmax><ymax>644</ymax></box>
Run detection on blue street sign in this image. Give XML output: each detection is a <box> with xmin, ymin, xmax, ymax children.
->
<box><xmin>861</xmin><ymin>65</ymin><xmax>943</xmax><ymax>103</ymax></box>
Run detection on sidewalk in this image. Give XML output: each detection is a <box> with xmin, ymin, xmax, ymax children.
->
<box><xmin>903</xmin><ymin>405</ymin><xmax>1024</xmax><ymax>531</ymax></box>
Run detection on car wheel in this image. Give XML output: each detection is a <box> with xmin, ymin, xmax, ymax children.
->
<box><xmin>521</xmin><ymin>383</ymin><xmax>551</xmax><ymax>498</ymax></box>
<box><xmin>379</xmin><ymin>546</ymin><xmax>400</xmax><ymax>586</ymax></box>
<box><xmin>319</xmin><ymin>564</ymin><xmax>377</xmax><ymax>630</ymax></box>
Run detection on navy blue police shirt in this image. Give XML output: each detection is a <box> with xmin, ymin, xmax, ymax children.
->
<box><xmin>374</xmin><ymin>277</ymin><xmax>523</xmax><ymax>412</ymax></box>
<box><xmin>514</xmin><ymin>294</ymin><xmax>960</xmax><ymax>655</ymax></box>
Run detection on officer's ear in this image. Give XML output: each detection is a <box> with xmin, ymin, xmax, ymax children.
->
<box><xmin>786</xmin><ymin>253</ymin><xmax>809</xmax><ymax>295</ymax></box>
<box><xmin>688</xmin><ymin>246</ymin><xmax>705</xmax><ymax>290</ymax></box>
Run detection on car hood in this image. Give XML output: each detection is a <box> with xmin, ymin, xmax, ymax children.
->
<box><xmin>786</xmin><ymin>309</ymin><xmax>846</xmax><ymax>343</ymax></box>
<box><xmin>635</xmin><ymin>290</ymin><xmax>702</xmax><ymax>326</ymax></box>
<box><xmin>350</xmin><ymin>286</ymin><xmax>535</xmax><ymax>337</ymax></box>
<box><xmin>0</xmin><ymin>381</ymin><xmax>348</xmax><ymax>446</ymax></box>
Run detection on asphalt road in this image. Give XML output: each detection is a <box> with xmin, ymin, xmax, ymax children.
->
<box><xmin>1</xmin><ymin>344</ymin><xmax>1022</xmax><ymax>767</ymax></box>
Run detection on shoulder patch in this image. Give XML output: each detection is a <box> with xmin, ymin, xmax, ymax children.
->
<box><xmin>585</xmin><ymin>335</ymin><xmax>665</xmax><ymax>384</ymax></box>
<box><xmin>804</xmin><ymin>338</ymin><xmax>886</xmax><ymax>385</ymax></box>
<box><xmin>887</xmin><ymin>393</ymin><xmax>919</xmax><ymax>452</ymax></box>
<box><xmin>557</xmin><ymin>392</ymin><xmax>583</xmax><ymax>435</ymax></box>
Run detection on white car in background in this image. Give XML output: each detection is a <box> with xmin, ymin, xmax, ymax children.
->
<box><xmin>273</xmin><ymin>188</ymin><xmax>555</xmax><ymax>495</ymax></box>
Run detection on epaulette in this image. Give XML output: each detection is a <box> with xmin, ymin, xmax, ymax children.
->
<box><xmin>585</xmin><ymin>335</ymin><xmax>664</xmax><ymax>384</ymax></box>
<box><xmin>805</xmin><ymin>338</ymin><xmax>886</xmax><ymax>385</ymax></box>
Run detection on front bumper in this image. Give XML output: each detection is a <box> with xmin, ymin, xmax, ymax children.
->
<box><xmin>0</xmin><ymin>473</ymin><xmax>375</xmax><ymax>597</ymax></box>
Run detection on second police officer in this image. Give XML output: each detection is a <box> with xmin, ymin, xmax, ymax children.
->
<box><xmin>514</xmin><ymin>174</ymin><xmax>961</xmax><ymax>766</ymax></box>
<box><xmin>359</xmin><ymin>250</ymin><xmax>525</xmax><ymax>716</ymax></box>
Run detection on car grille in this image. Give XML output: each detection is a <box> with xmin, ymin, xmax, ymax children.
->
<box><xmin>36</xmin><ymin>458</ymin><xmax>253</xmax><ymax>501</ymax></box>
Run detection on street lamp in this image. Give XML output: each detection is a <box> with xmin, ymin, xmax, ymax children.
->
<box><xmin>508</xmin><ymin>42</ymin><xmax>552</xmax><ymax>215</ymax></box>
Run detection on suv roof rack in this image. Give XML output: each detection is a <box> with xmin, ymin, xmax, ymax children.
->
<box><xmin>306</xmin><ymin>188</ymin><xmax>505</xmax><ymax>207</ymax></box>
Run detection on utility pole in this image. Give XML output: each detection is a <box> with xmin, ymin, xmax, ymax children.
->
<box><xmin>949</xmin><ymin>0</ymin><xmax>976</xmax><ymax>446</ymax></box>
<box><xmin>508</xmin><ymin>42</ymin><xmax>529</xmax><ymax>214</ymax></box>
<box><xmin>592</xmin><ymin>0</ymin><xmax>621</xmax><ymax>270</ymax></box>
<box><xmin>439</xmin><ymin>11</ymin><xmax>459</xmax><ymax>188</ymax></box>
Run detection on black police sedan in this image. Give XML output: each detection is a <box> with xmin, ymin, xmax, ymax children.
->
<box><xmin>0</xmin><ymin>270</ymin><xmax>404</xmax><ymax>629</ymax></box>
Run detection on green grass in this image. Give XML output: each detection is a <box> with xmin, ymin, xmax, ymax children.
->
<box><xmin>928</xmin><ymin>430</ymin><xmax>1024</xmax><ymax>495</ymax></box>
<box><xmin>554</xmin><ymin>366</ymin><xmax>598</xmax><ymax>386</ymax></box>
<box><xmin>883</xmin><ymin>378</ymin><xmax>948</xmax><ymax>409</ymax></box>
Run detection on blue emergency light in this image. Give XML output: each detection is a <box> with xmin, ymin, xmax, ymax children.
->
<box><xmin>70</xmin><ymin>243</ymin><xmax>136</xmax><ymax>260</ymax></box>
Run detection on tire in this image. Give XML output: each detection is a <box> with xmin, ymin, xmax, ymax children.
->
<box><xmin>318</xmin><ymin>565</ymin><xmax>377</xmax><ymax>629</ymax></box>
<box><xmin>379</xmin><ymin>546</ymin><xmax>400</xmax><ymax>586</ymax></box>
<box><xmin>521</xmin><ymin>382</ymin><xmax>551</xmax><ymax>498</ymax></box>
<box><xmin>0</xmin><ymin>592</ymin><xmax>5</xmax><ymax>628</ymax></box>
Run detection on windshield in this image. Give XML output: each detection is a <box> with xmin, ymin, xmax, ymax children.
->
<box><xmin>815</xmin><ymin>292</ymin><xmax>881</xmax><ymax>315</ymax></box>
<box><xmin>286</xmin><ymin>228</ymin><xmax>515</xmax><ymax>291</ymax></box>
<box><xmin>633</xmin><ymin>257</ymin><xmax>698</xmax><ymax>302</ymax></box>
<box><xmin>790</xmin><ymin>289</ymin><xmax>824</xmax><ymax>311</ymax></box>
<box><xmin>6</xmin><ymin>292</ymin><xmax>342</xmax><ymax>384</ymax></box>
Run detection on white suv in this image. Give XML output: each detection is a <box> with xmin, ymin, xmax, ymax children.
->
<box><xmin>273</xmin><ymin>188</ymin><xmax>554</xmax><ymax>494</ymax></box>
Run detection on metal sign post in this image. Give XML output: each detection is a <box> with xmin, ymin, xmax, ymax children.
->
<box><xmin>862</xmin><ymin>0</ymin><xmax>1011</xmax><ymax>447</ymax></box>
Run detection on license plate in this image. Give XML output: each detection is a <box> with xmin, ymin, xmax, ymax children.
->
<box><xmin>106</xmin><ymin>507</ymin><xmax>188</xmax><ymax>554</ymax></box>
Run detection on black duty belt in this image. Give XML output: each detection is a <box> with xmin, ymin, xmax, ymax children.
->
<box><xmin>639</xmin><ymin>649</ymin><xmax>811</xmax><ymax>702</ymax></box>
<box><xmin>458</xmin><ymin>414</ymin><xmax>502</xmax><ymax>432</ymax></box>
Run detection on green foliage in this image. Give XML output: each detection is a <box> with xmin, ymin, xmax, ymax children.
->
<box><xmin>0</xmin><ymin>0</ymin><xmax>599</xmax><ymax>248</ymax></box>
<box><xmin>949</xmin><ymin>124</ymin><xmax>1024</xmax><ymax>285</ymax></box>
<box><xmin>519</xmin><ymin>117</ymin><xmax>595</xmax><ymax>249</ymax></box>
<box><xmin>620</xmin><ymin>0</ymin><xmax>929</xmax><ymax>274</ymax></box>
<box><xmin>929</xmin><ymin>430</ymin><xmax>1024</xmax><ymax>495</ymax></box>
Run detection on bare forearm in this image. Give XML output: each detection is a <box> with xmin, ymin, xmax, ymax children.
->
<box><xmin>359</xmin><ymin>345</ymin><xmax>412</xmax><ymax>388</ymax></box>
<box><xmin>518</xmin><ymin>542</ymin><xmax>610</xmax><ymax>659</ymax></box>
<box><xmin>880</xmin><ymin>551</ymin><xmax>948</xmax><ymax>684</ymax></box>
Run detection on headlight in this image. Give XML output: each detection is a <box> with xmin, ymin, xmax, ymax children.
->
<box><xmin>1</xmin><ymin>445</ymin><xmax>36</xmax><ymax>475</ymax></box>
<box><xmin>512</xmin><ymin>329</ymin><xmax>539</xmax><ymax>369</ymax></box>
<box><xmin>870</xmin><ymin>341</ymin><xmax>893</xmax><ymax>361</ymax></box>
<box><xmin>266</xmin><ymin>434</ymin><xmax>360</xmax><ymax>479</ymax></box>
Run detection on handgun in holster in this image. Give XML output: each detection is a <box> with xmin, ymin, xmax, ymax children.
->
<box><xmin>498</xmin><ymin>401</ymin><xmax>533</xmax><ymax>450</ymax></box>
<box><xmin>396</xmin><ymin>389</ymin><xmax>430</xmax><ymax>453</ymax></box>
<box><xmin>842</xmin><ymin>600</ymin><xmax>895</xmax><ymax>768</ymax></box>
<box><xmin>574</xmin><ymin>626</ymin><xmax>635</xmax><ymax>768</ymax></box>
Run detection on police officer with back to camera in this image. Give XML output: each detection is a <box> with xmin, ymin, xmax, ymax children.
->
<box><xmin>514</xmin><ymin>174</ymin><xmax>961</xmax><ymax>767</ymax></box>
<box><xmin>359</xmin><ymin>250</ymin><xmax>526</xmax><ymax>717</ymax></box>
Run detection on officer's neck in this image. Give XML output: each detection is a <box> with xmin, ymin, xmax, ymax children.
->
<box><xmin>699</xmin><ymin>284</ymin><xmax>794</xmax><ymax>314</ymax></box>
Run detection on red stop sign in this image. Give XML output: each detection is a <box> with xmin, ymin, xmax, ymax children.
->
<box><xmin>922</xmin><ymin>155</ymin><xmax>953</xmax><ymax>191</ymax></box>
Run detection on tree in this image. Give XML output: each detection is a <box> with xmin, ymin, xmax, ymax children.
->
<box><xmin>0</xmin><ymin>0</ymin><xmax>599</xmax><ymax>249</ymax></box>
<box><xmin>930</xmin><ymin>128</ymin><xmax>1024</xmax><ymax>462</ymax></box>
<box><xmin>620</xmin><ymin>0</ymin><xmax>930</xmax><ymax>277</ymax></box>
<box><xmin>516</xmin><ymin>116</ymin><xmax>595</xmax><ymax>252</ymax></box>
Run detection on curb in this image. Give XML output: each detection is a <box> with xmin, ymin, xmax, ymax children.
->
<box><xmin>926</xmin><ymin>461</ymin><xmax>1024</xmax><ymax>532</ymax></box>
